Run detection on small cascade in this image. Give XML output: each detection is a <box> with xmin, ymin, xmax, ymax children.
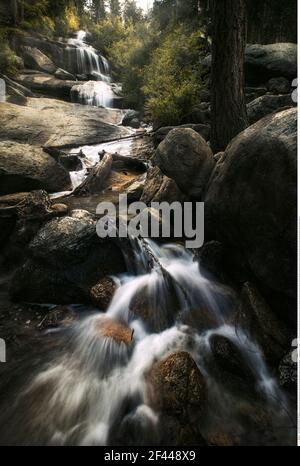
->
<box><xmin>67</xmin><ymin>30</ymin><xmax>114</xmax><ymax>108</ymax></box>
<box><xmin>2</xmin><ymin>239</ymin><xmax>293</xmax><ymax>446</ymax></box>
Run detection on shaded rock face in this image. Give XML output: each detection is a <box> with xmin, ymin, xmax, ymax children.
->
<box><xmin>147</xmin><ymin>352</ymin><xmax>207</xmax><ymax>445</ymax></box>
<box><xmin>154</xmin><ymin>128</ymin><xmax>215</xmax><ymax>199</ymax></box>
<box><xmin>9</xmin><ymin>215</ymin><xmax>126</xmax><ymax>304</ymax></box>
<box><xmin>0</xmin><ymin>98</ymin><xmax>131</xmax><ymax>150</ymax></box>
<box><xmin>236</xmin><ymin>282</ymin><xmax>292</xmax><ymax>367</ymax></box>
<box><xmin>15</xmin><ymin>72</ymin><xmax>78</xmax><ymax>100</ymax></box>
<box><xmin>196</xmin><ymin>241</ymin><xmax>249</xmax><ymax>287</ymax></box>
<box><xmin>0</xmin><ymin>141</ymin><xmax>71</xmax><ymax>195</ymax></box>
<box><xmin>244</xmin><ymin>43</ymin><xmax>297</xmax><ymax>84</ymax></box>
<box><xmin>122</xmin><ymin>110</ymin><xmax>140</xmax><ymax>128</ymax></box>
<box><xmin>126</xmin><ymin>174</ymin><xmax>146</xmax><ymax>202</ymax></box>
<box><xmin>129</xmin><ymin>282</ymin><xmax>180</xmax><ymax>333</ymax></box>
<box><xmin>205</xmin><ymin>108</ymin><xmax>297</xmax><ymax>304</ymax></box>
<box><xmin>279</xmin><ymin>350</ymin><xmax>297</xmax><ymax>392</ymax></box>
<box><xmin>209</xmin><ymin>334</ymin><xmax>257</xmax><ymax>394</ymax></box>
<box><xmin>203</xmin><ymin>43</ymin><xmax>297</xmax><ymax>85</ymax></box>
<box><xmin>267</xmin><ymin>77</ymin><xmax>291</xmax><ymax>95</ymax></box>
<box><xmin>54</xmin><ymin>68</ymin><xmax>76</xmax><ymax>81</ymax></box>
<box><xmin>140</xmin><ymin>166</ymin><xmax>187</xmax><ymax>205</ymax></box>
<box><xmin>153</xmin><ymin>124</ymin><xmax>210</xmax><ymax>146</ymax></box>
<box><xmin>0</xmin><ymin>191</ymin><xmax>69</xmax><ymax>268</ymax></box>
<box><xmin>21</xmin><ymin>46</ymin><xmax>57</xmax><ymax>74</ymax></box>
<box><xmin>247</xmin><ymin>94</ymin><xmax>294</xmax><ymax>124</ymax></box>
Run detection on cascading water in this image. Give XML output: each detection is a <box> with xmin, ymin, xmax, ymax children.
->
<box><xmin>0</xmin><ymin>239</ymin><xmax>294</xmax><ymax>446</ymax></box>
<box><xmin>68</xmin><ymin>30</ymin><xmax>114</xmax><ymax>108</ymax></box>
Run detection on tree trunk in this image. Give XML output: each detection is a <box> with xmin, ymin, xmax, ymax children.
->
<box><xmin>10</xmin><ymin>0</ymin><xmax>18</xmax><ymax>26</ymax></box>
<box><xmin>73</xmin><ymin>153</ymin><xmax>113</xmax><ymax>196</ymax></box>
<box><xmin>211</xmin><ymin>0</ymin><xmax>248</xmax><ymax>153</ymax></box>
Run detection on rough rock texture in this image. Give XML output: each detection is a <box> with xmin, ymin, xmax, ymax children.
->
<box><xmin>267</xmin><ymin>77</ymin><xmax>291</xmax><ymax>95</ymax></box>
<box><xmin>154</xmin><ymin>128</ymin><xmax>215</xmax><ymax>199</ymax></box>
<box><xmin>15</xmin><ymin>72</ymin><xmax>77</xmax><ymax>99</ymax></box>
<box><xmin>147</xmin><ymin>352</ymin><xmax>207</xmax><ymax>445</ymax></box>
<box><xmin>0</xmin><ymin>98</ymin><xmax>131</xmax><ymax>149</ymax></box>
<box><xmin>140</xmin><ymin>166</ymin><xmax>187</xmax><ymax>205</ymax></box>
<box><xmin>153</xmin><ymin>124</ymin><xmax>210</xmax><ymax>146</ymax></box>
<box><xmin>205</xmin><ymin>108</ymin><xmax>297</xmax><ymax>303</ymax></box>
<box><xmin>148</xmin><ymin>351</ymin><xmax>207</xmax><ymax>414</ymax></box>
<box><xmin>21</xmin><ymin>47</ymin><xmax>57</xmax><ymax>74</ymax></box>
<box><xmin>54</xmin><ymin>68</ymin><xmax>76</xmax><ymax>81</ymax></box>
<box><xmin>247</xmin><ymin>94</ymin><xmax>293</xmax><ymax>124</ymax></box>
<box><xmin>203</xmin><ymin>43</ymin><xmax>297</xmax><ymax>84</ymax></box>
<box><xmin>279</xmin><ymin>350</ymin><xmax>297</xmax><ymax>391</ymax></box>
<box><xmin>90</xmin><ymin>277</ymin><xmax>117</xmax><ymax>310</ymax></box>
<box><xmin>244</xmin><ymin>43</ymin><xmax>297</xmax><ymax>84</ymax></box>
<box><xmin>96</xmin><ymin>316</ymin><xmax>134</xmax><ymax>345</ymax></box>
<box><xmin>9</xmin><ymin>215</ymin><xmax>126</xmax><ymax>304</ymax></box>
<box><xmin>126</xmin><ymin>174</ymin><xmax>147</xmax><ymax>202</ymax></box>
<box><xmin>0</xmin><ymin>141</ymin><xmax>71</xmax><ymax>195</ymax></box>
<box><xmin>236</xmin><ymin>282</ymin><xmax>292</xmax><ymax>366</ymax></box>
<box><xmin>122</xmin><ymin>110</ymin><xmax>140</xmax><ymax>127</ymax></box>
<box><xmin>0</xmin><ymin>190</ymin><xmax>69</xmax><ymax>267</ymax></box>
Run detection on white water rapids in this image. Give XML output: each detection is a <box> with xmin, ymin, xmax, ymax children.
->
<box><xmin>6</xmin><ymin>239</ymin><xmax>291</xmax><ymax>446</ymax></box>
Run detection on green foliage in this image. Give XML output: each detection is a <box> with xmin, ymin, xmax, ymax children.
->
<box><xmin>106</xmin><ymin>20</ymin><xmax>157</xmax><ymax>108</ymax></box>
<box><xmin>143</xmin><ymin>25</ymin><xmax>203</xmax><ymax>125</ymax></box>
<box><xmin>90</xmin><ymin>17</ymin><xmax>127</xmax><ymax>54</ymax></box>
<box><xmin>0</xmin><ymin>31</ymin><xmax>22</xmax><ymax>75</ymax></box>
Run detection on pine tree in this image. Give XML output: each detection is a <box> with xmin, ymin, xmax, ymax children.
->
<box><xmin>92</xmin><ymin>0</ymin><xmax>107</xmax><ymax>22</ymax></box>
<box><xmin>110</xmin><ymin>0</ymin><xmax>121</xmax><ymax>17</ymax></box>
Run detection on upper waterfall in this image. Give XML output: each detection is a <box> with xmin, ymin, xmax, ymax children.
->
<box><xmin>68</xmin><ymin>30</ymin><xmax>114</xmax><ymax>108</ymax></box>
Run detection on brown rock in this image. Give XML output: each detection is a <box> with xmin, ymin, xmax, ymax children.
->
<box><xmin>51</xmin><ymin>203</ymin><xmax>69</xmax><ymax>217</ymax></box>
<box><xmin>147</xmin><ymin>351</ymin><xmax>207</xmax><ymax>416</ymax></box>
<box><xmin>96</xmin><ymin>317</ymin><xmax>134</xmax><ymax>345</ymax></box>
<box><xmin>90</xmin><ymin>277</ymin><xmax>117</xmax><ymax>310</ymax></box>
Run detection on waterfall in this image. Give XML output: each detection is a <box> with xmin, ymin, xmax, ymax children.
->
<box><xmin>3</xmin><ymin>239</ymin><xmax>292</xmax><ymax>446</ymax></box>
<box><xmin>68</xmin><ymin>31</ymin><xmax>114</xmax><ymax>108</ymax></box>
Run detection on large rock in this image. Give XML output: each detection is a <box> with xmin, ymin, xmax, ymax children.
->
<box><xmin>205</xmin><ymin>108</ymin><xmax>297</xmax><ymax>301</ymax></box>
<box><xmin>140</xmin><ymin>166</ymin><xmax>187</xmax><ymax>205</ymax></box>
<box><xmin>244</xmin><ymin>43</ymin><xmax>297</xmax><ymax>84</ymax></box>
<box><xmin>0</xmin><ymin>190</ymin><xmax>69</xmax><ymax>266</ymax></box>
<box><xmin>122</xmin><ymin>110</ymin><xmax>141</xmax><ymax>128</ymax></box>
<box><xmin>0</xmin><ymin>98</ymin><xmax>131</xmax><ymax>150</ymax></box>
<box><xmin>236</xmin><ymin>282</ymin><xmax>292</xmax><ymax>367</ymax></box>
<box><xmin>0</xmin><ymin>141</ymin><xmax>71</xmax><ymax>195</ymax></box>
<box><xmin>153</xmin><ymin>128</ymin><xmax>215</xmax><ymax>199</ymax></box>
<box><xmin>153</xmin><ymin>124</ymin><xmax>210</xmax><ymax>146</ymax></box>
<box><xmin>247</xmin><ymin>94</ymin><xmax>294</xmax><ymax>124</ymax></box>
<box><xmin>54</xmin><ymin>68</ymin><xmax>76</xmax><ymax>81</ymax></box>
<box><xmin>10</xmin><ymin>215</ymin><xmax>126</xmax><ymax>304</ymax></box>
<box><xmin>267</xmin><ymin>77</ymin><xmax>291</xmax><ymax>95</ymax></box>
<box><xmin>203</xmin><ymin>43</ymin><xmax>297</xmax><ymax>84</ymax></box>
<box><xmin>147</xmin><ymin>352</ymin><xmax>207</xmax><ymax>445</ymax></box>
<box><xmin>21</xmin><ymin>47</ymin><xmax>57</xmax><ymax>74</ymax></box>
<box><xmin>15</xmin><ymin>72</ymin><xmax>77</xmax><ymax>100</ymax></box>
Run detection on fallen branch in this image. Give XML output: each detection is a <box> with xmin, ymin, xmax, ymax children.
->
<box><xmin>73</xmin><ymin>153</ymin><xmax>113</xmax><ymax>196</ymax></box>
<box><xmin>99</xmin><ymin>151</ymin><xmax>148</xmax><ymax>173</ymax></box>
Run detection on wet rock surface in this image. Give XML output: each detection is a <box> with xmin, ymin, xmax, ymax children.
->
<box><xmin>205</xmin><ymin>108</ymin><xmax>297</xmax><ymax>304</ymax></box>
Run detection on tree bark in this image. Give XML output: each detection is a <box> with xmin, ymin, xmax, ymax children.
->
<box><xmin>211</xmin><ymin>0</ymin><xmax>248</xmax><ymax>153</ymax></box>
<box><xmin>73</xmin><ymin>153</ymin><xmax>113</xmax><ymax>196</ymax></box>
<box><xmin>9</xmin><ymin>0</ymin><xmax>18</xmax><ymax>26</ymax></box>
